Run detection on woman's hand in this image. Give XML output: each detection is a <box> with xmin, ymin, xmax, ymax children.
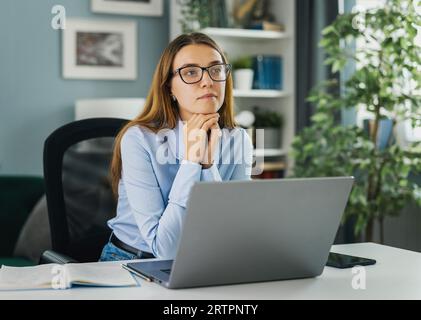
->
<box><xmin>183</xmin><ymin>113</ymin><xmax>220</xmax><ymax>166</ymax></box>
<box><xmin>201</xmin><ymin>121</ymin><xmax>222</xmax><ymax>169</ymax></box>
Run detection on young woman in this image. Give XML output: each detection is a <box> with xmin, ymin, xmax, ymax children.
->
<box><xmin>99</xmin><ymin>33</ymin><xmax>253</xmax><ymax>262</ymax></box>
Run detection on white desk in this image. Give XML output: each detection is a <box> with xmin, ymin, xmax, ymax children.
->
<box><xmin>1</xmin><ymin>243</ymin><xmax>420</xmax><ymax>300</ymax></box>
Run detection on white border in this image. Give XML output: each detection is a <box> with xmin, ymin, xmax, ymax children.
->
<box><xmin>62</xmin><ymin>18</ymin><xmax>137</xmax><ymax>80</ymax></box>
<box><xmin>91</xmin><ymin>0</ymin><xmax>163</xmax><ymax>16</ymax></box>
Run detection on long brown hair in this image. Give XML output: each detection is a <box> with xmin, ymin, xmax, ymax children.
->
<box><xmin>110</xmin><ymin>32</ymin><xmax>236</xmax><ymax>196</ymax></box>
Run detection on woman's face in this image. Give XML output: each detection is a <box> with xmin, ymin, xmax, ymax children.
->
<box><xmin>170</xmin><ymin>44</ymin><xmax>226</xmax><ymax>121</ymax></box>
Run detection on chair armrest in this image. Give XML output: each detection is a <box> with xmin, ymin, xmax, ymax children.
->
<box><xmin>39</xmin><ymin>250</ymin><xmax>78</xmax><ymax>264</ymax></box>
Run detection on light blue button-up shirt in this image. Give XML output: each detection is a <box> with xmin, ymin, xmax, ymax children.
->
<box><xmin>108</xmin><ymin>117</ymin><xmax>253</xmax><ymax>259</ymax></box>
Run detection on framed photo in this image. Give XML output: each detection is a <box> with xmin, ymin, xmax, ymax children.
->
<box><xmin>91</xmin><ymin>0</ymin><xmax>163</xmax><ymax>16</ymax></box>
<box><xmin>62</xmin><ymin>18</ymin><xmax>137</xmax><ymax>80</ymax></box>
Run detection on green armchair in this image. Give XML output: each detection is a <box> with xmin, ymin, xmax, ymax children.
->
<box><xmin>0</xmin><ymin>176</ymin><xmax>45</xmax><ymax>267</ymax></box>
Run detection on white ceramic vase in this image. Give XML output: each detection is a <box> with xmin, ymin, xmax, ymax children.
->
<box><xmin>233</xmin><ymin>69</ymin><xmax>254</xmax><ymax>90</ymax></box>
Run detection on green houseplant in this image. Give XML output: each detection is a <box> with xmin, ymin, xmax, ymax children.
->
<box><xmin>291</xmin><ymin>0</ymin><xmax>421</xmax><ymax>242</ymax></box>
<box><xmin>231</xmin><ymin>56</ymin><xmax>254</xmax><ymax>70</ymax></box>
<box><xmin>232</xmin><ymin>56</ymin><xmax>255</xmax><ymax>90</ymax></box>
<box><xmin>253</xmin><ymin>107</ymin><xmax>283</xmax><ymax>128</ymax></box>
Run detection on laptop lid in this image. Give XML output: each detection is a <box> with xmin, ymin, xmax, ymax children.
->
<box><xmin>167</xmin><ymin>176</ymin><xmax>354</xmax><ymax>289</ymax></box>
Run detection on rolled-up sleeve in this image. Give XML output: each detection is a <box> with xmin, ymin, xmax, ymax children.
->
<box><xmin>121</xmin><ymin>131</ymin><xmax>202</xmax><ymax>259</ymax></box>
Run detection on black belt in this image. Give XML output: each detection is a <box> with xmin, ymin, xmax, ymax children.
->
<box><xmin>110</xmin><ymin>234</ymin><xmax>155</xmax><ymax>259</ymax></box>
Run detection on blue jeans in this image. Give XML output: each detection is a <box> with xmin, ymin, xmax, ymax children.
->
<box><xmin>99</xmin><ymin>241</ymin><xmax>139</xmax><ymax>262</ymax></box>
<box><xmin>99</xmin><ymin>233</ymin><xmax>145</xmax><ymax>262</ymax></box>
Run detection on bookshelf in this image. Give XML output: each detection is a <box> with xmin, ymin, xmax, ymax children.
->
<box><xmin>253</xmin><ymin>148</ymin><xmax>286</xmax><ymax>157</ymax></box>
<box><xmin>233</xmin><ymin>89</ymin><xmax>289</xmax><ymax>98</ymax></box>
<box><xmin>200</xmin><ymin>27</ymin><xmax>289</xmax><ymax>40</ymax></box>
<box><xmin>170</xmin><ymin>1</ymin><xmax>296</xmax><ymax>177</ymax></box>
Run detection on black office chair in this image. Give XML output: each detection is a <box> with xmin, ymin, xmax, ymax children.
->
<box><xmin>40</xmin><ymin>118</ymin><xmax>128</xmax><ymax>264</ymax></box>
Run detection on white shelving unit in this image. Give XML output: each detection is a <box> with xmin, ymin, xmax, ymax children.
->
<box><xmin>233</xmin><ymin>89</ymin><xmax>289</xmax><ymax>98</ymax></box>
<box><xmin>201</xmin><ymin>27</ymin><xmax>289</xmax><ymax>40</ymax></box>
<box><xmin>253</xmin><ymin>148</ymin><xmax>287</xmax><ymax>157</ymax></box>
<box><xmin>170</xmin><ymin>1</ymin><xmax>296</xmax><ymax>173</ymax></box>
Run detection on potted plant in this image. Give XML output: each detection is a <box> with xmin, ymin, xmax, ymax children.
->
<box><xmin>232</xmin><ymin>56</ymin><xmax>254</xmax><ymax>90</ymax></box>
<box><xmin>252</xmin><ymin>107</ymin><xmax>283</xmax><ymax>149</ymax></box>
<box><xmin>291</xmin><ymin>0</ymin><xmax>421</xmax><ymax>243</ymax></box>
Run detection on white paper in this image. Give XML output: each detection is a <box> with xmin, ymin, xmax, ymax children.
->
<box><xmin>66</xmin><ymin>262</ymin><xmax>137</xmax><ymax>287</ymax></box>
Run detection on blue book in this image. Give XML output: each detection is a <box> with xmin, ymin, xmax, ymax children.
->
<box><xmin>263</xmin><ymin>56</ymin><xmax>271</xmax><ymax>89</ymax></box>
<box><xmin>276</xmin><ymin>56</ymin><xmax>283</xmax><ymax>90</ymax></box>
<box><xmin>260</xmin><ymin>55</ymin><xmax>268</xmax><ymax>90</ymax></box>
<box><xmin>267</xmin><ymin>56</ymin><xmax>274</xmax><ymax>89</ymax></box>
<box><xmin>253</xmin><ymin>55</ymin><xmax>283</xmax><ymax>90</ymax></box>
<box><xmin>262</xmin><ymin>56</ymin><xmax>283</xmax><ymax>90</ymax></box>
<box><xmin>270</xmin><ymin>56</ymin><xmax>282</xmax><ymax>90</ymax></box>
<box><xmin>253</xmin><ymin>55</ymin><xmax>265</xmax><ymax>90</ymax></box>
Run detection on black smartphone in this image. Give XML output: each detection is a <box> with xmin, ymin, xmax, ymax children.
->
<box><xmin>326</xmin><ymin>252</ymin><xmax>376</xmax><ymax>269</ymax></box>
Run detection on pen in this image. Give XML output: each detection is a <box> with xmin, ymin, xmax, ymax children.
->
<box><xmin>121</xmin><ymin>263</ymin><xmax>152</xmax><ymax>282</ymax></box>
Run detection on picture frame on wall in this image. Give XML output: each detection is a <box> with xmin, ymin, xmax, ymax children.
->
<box><xmin>91</xmin><ymin>0</ymin><xmax>163</xmax><ymax>17</ymax></box>
<box><xmin>62</xmin><ymin>18</ymin><xmax>137</xmax><ymax>80</ymax></box>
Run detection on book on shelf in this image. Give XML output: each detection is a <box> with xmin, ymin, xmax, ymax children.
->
<box><xmin>0</xmin><ymin>262</ymin><xmax>138</xmax><ymax>290</ymax></box>
<box><xmin>253</xmin><ymin>161</ymin><xmax>285</xmax><ymax>179</ymax></box>
<box><xmin>261</xmin><ymin>161</ymin><xmax>285</xmax><ymax>171</ymax></box>
<box><xmin>254</xmin><ymin>170</ymin><xmax>284</xmax><ymax>179</ymax></box>
<box><xmin>247</xmin><ymin>21</ymin><xmax>285</xmax><ymax>32</ymax></box>
<box><xmin>252</xmin><ymin>55</ymin><xmax>283</xmax><ymax>90</ymax></box>
<box><xmin>263</xmin><ymin>21</ymin><xmax>285</xmax><ymax>32</ymax></box>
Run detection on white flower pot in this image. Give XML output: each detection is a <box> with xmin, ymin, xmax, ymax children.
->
<box><xmin>262</xmin><ymin>128</ymin><xmax>281</xmax><ymax>149</ymax></box>
<box><xmin>250</xmin><ymin>127</ymin><xmax>282</xmax><ymax>149</ymax></box>
<box><xmin>233</xmin><ymin>69</ymin><xmax>254</xmax><ymax>90</ymax></box>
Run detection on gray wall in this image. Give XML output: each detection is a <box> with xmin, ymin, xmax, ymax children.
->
<box><xmin>0</xmin><ymin>0</ymin><xmax>169</xmax><ymax>176</ymax></box>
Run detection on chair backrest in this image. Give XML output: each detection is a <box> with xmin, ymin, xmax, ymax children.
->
<box><xmin>43</xmin><ymin>118</ymin><xmax>128</xmax><ymax>262</ymax></box>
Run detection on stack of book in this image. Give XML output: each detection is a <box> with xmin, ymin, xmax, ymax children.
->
<box><xmin>252</xmin><ymin>55</ymin><xmax>283</xmax><ymax>90</ymax></box>
<box><xmin>253</xmin><ymin>161</ymin><xmax>285</xmax><ymax>180</ymax></box>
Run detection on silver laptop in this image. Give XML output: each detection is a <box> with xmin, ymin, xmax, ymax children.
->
<box><xmin>126</xmin><ymin>176</ymin><xmax>354</xmax><ymax>289</ymax></box>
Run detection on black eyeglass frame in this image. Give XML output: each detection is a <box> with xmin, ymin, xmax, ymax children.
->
<box><xmin>171</xmin><ymin>63</ymin><xmax>232</xmax><ymax>84</ymax></box>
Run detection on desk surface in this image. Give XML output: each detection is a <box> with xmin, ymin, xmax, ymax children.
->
<box><xmin>1</xmin><ymin>242</ymin><xmax>420</xmax><ymax>300</ymax></box>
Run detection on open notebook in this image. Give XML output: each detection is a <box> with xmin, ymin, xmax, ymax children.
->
<box><xmin>0</xmin><ymin>262</ymin><xmax>138</xmax><ymax>290</ymax></box>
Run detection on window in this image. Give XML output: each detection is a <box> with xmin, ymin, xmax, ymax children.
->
<box><xmin>354</xmin><ymin>0</ymin><xmax>421</xmax><ymax>143</ymax></box>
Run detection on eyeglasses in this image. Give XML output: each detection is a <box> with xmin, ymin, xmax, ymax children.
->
<box><xmin>172</xmin><ymin>63</ymin><xmax>232</xmax><ymax>84</ymax></box>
